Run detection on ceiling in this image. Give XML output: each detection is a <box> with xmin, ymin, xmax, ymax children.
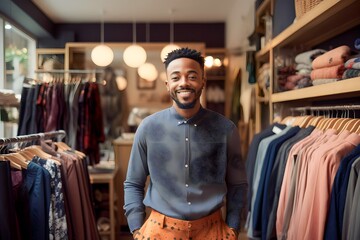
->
<box><xmin>33</xmin><ymin>0</ymin><xmax>240</xmax><ymax>23</ymax></box>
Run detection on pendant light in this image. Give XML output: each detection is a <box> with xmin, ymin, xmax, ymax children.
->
<box><xmin>138</xmin><ymin>23</ymin><xmax>158</xmax><ymax>81</ymax></box>
<box><xmin>91</xmin><ymin>10</ymin><xmax>114</xmax><ymax>67</ymax></box>
<box><xmin>161</xmin><ymin>9</ymin><xmax>180</xmax><ymax>62</ymax></box>
<box><xmin>123</xmin><ymin>20</ymin><xmax>147</xmax><ymax>68</ymax></box>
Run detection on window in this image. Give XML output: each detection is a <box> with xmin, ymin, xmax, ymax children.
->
<box><xmin>1</xmin><ymin>18</ymin><xmax>36</xmax><ymax>137</ymax></box>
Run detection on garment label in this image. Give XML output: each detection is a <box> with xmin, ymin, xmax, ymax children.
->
<box><xmin>272</xmin><ymin>126</ymin><xmax>282</xmax><ymax>134</ymax></box>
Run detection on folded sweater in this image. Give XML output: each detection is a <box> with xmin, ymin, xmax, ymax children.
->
<box><xmin>312</xmin><ymin>45</ymin><xmax>350</xmax><ymax>69</ymax></box>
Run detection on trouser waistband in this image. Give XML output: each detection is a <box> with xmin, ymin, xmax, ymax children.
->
<box><xmin>149</xmin><ymin>209</ymin><xmax>223</xmax><ymax>231</ymax></box>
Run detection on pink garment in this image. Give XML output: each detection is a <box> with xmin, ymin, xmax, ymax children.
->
<box><xmin>310</xmin><ymin>64</ymin><xmax>345</xmax><ymax>80</ymax></box>
<box><xmin>288</xmin><ymin>131</ymin><xmax>360</xmax><ymax>240</ymax></box>
<box><xmin>287</xmin><ymin>130</ymin><xmax>338</xmax><ymax>240</ymax></box>
<box><xmin>312</xmin><ymin>45</ymin><xmax>351</xmax><ymax>69</ymax></box>
<box><xmin>303</xmin><ymin>133</ymin><xmax>360</xmax><ymax>240</ymax></box>
<box><xmin>276</xmin><ymin>129</ymin><xmax>323</xmax><ymax>239</ymax></box>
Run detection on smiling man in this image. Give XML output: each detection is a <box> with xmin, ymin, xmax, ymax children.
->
<box><xmin>124</xmin><ymin>47</ymin><xmax>247</xmax><ymax>240</ymax></box>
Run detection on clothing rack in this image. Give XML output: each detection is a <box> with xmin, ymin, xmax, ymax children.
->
<box><xmin>0</xmin><ymin>130</ymin><xmax>66</xmax><ymax>146</ymax></box>
<box><xmin>290</xmin><ymin>104</ymin><xmax>360</xmax><ymax>117</ymax></box>
<box><xmin>34</xmin><ymin>69</ymin><xmax>104</xmax><ymax>74</ymax></box>
<box><xmin>291</xmin><ymin>104</ymin><xmax>360</xmax><ymax>112</ymax></box>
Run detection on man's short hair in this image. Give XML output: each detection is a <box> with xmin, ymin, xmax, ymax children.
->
<box><xmin>164</xmin><ymin>47</ymin><xmax>205</xmax><ymax>70</ymax></box>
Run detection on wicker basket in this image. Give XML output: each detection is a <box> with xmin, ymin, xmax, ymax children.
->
<box><xmin>295</xmin><ymin>0</ymin><xmax>323</xmax><ymax>18</ymax></box>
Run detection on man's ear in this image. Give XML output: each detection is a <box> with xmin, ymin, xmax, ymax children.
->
<box><xmin>202</xmin><ymin>78</ymin><xmax>207</xmax><ymax>89</ymax></box>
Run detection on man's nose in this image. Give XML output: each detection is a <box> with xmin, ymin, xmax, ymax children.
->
<box><xmin>179</xmin><ymin>76</ymin><xmax>190</xmax><ymax>86</ymax></box>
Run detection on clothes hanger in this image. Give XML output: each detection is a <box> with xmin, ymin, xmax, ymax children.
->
<box><xmin>0</xmin><ymin>156</ymin><xmax>22</xmax><ymax>170</ymax></box>
<box><xmin>341</xmin><ymin>118</ymin><xmax>358</xmax><ymax>133</ymax></box>
<box><xmin>299</xmin><ymin>115</ymin><xmax>314</xmax><ymax>128</ymax></box>
<box><xmin>306</xmin><ymin>116</ymin><xmax>324</xmax><ymax>127</ymax></box>
<box><xmin>54</xmin><ymin>141</ymin><xmax>86</xmax><ymax>158</ymax></box>
<box><xmin>3</xmin><ymin>153</ymin><xmax>29</xmax><ymax>169</ymax></box>
<box><xmin>349</xmin><ymin>119</ymin><xmax>360</xmax><ymax>133</ymax></box>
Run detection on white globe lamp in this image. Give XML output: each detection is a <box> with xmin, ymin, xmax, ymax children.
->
<box><xmin>138</xmin><ymin>63</ymin><xmax>158</xmax><ymax>81</ymax></box>
<box><xmin>115</xmin><ymin>76</ymin><xmax>128</xmax><ymax>90</ymax></box>
<box><xmin>205</xmin><ymin>56</ymin><xmax>214</xmax><ymax>68</ymax></box>
<box><xmin>91</xmin><ymin>44</ymin><xmax>114</xmax><ymax>67</ymax></box>
<box><xmin>123</xmin><ymin>44</ymin><xmax>147</xmax><ymax>68</ymax></box>
<box><xmin>161</xmin><ymin>44</ymin><xmax>180</xmax><ymax>62</ymax></box>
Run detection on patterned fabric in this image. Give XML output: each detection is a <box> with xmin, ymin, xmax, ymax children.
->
<box><xmin>135</xmin><ymin>210</ymin><xmax>237</xmax><ymax>240</ymax></box>
<box><xmin>32</xmin><ymin>156</ymin><xmax>68</xmax><ymax>240</ymax></box>
<box><xmin>344</xmin><ymin>57</ymin><xmax>360</xmax><ymax>69</ymax></box>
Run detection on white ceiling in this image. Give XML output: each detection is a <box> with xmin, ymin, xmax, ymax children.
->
<box><xmin>33</xmin><ymin>0</ymin><xmax>239</xmax><ymax>23</ymax></box>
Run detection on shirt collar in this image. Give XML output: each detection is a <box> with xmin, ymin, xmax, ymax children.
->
<box><xmin>170</xmin><ymin>106</ymin><xmax>206</xmax><ymax>126</ymax></box>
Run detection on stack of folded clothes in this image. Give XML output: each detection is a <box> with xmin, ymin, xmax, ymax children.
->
<box><xmin>343</xmin><ymin>55</ymin><xmax>360</xmax><ymax>79</ymax></box>
<box><xmin>279</xmin><ymin>49</ymin><xmax>326</xmax><ymax>91</ymax></box>
<box><xmin>257</xmin><ymin>63</ymin><xmax>270</xmax><ymax>98</ymax></box>
<box><xmin>310</xmin><ymin>45</ymin><xmax>351</xmax><ymax>86</ymax></box>
<box><xmin>0</xmin><ymin>89</ymin><xmax>19</xmax><ymax>106</ymax></box>
<box><xmin>277</xmin><ymin>65</ymin><xmax>296</xmax><ymax>91</ymax></box>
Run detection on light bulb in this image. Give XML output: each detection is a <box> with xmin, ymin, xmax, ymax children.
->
<box><xmin>123</xmin><ymin>44</ymin><xmax>147</xmax><ymax>68</ymax></box>
<box><xmin>205</xmin><ymin>56</ymin><xmax>214</xmax><ymax>68</ymax></box>
<box><xmin>161</xmin><ymin>44</ymin><xmax>180</xmax><ymax>62</ymax></box>
<box><xmin>214</xmin><ymin>58</ymin><xmax>222</xmax><ymax>67</ymax></box>
<box><xmin>138</xmin><ymin>63</ymin><xmax>158</xmax><ymax>81</ymax></box>
<box><xmin>116</xmin><ymin>76</ymin><xmax>128</xmax><ymax>90</ymax></box>
<box><xmin>91</xmin><ymin>44</ymin><xmax>114</xmax><ymax>67</ymax></box>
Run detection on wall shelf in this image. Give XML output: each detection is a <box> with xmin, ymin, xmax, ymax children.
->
<box><xmin>254</xmin><ymin>0</ymin><xmax>360</xmax><ymax>132</ymax></box>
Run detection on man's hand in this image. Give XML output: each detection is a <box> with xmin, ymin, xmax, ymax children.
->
<box><xmin>229</xmin><ymin>227</ymin><xmax>239</xmax><ymax>239</ymax></box>
<box><xmin>132</xmin><ymin>229</ymin><xmax>140</xmax><ymax>239</ymax></box>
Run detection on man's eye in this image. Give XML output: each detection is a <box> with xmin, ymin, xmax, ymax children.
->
<box><xmin>171</xmin><ymin>77</ymin><xmax>179</xmax><ymax>81</ymax></box>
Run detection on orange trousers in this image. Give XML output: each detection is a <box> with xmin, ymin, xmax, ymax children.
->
<box><xmin>134</xmin><ymin>209</ymin><xmax>237</xmax><ymax>240</ymax></box>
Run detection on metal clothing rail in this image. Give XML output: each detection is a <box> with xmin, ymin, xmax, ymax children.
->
<box><xmin>0</xmin><ymin>130</ymin><xmax>66</xmax><ymax>146</ymax></box>
<box><xmin>34</xmin><ymin>69</ymin><xmax>104</xmax><ymax>74</ymax></box>
<box><xmin>291</xmin><ymin>105</ymin><xmax>360</xmax><ymax>112</ymax></box>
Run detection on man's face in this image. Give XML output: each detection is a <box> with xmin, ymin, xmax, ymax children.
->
<box><xmin>165</xmin><ymin>58</ymin><xmax>205</xmax><ymax>109</ymax></box>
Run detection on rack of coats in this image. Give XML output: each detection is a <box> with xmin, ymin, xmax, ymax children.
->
<box><xmin>0</xmin><ymin>130</ymin><xmax>100</xmax><ymax>240</ymax></box>
<box><xmin>245</xmin><ymin>105</ymin><xmax>360</xmax><ymax>240</ymax></box>
<box><xmin>18</xmin><ymin>72</ymin><xmax>105</xmax><ymax>165</ymax></box>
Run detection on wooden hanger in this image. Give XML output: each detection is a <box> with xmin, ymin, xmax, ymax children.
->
<box><xmin>316</xmin><ymin>117</ymin><xmax>330</xmax><ymax>130</ymax></box>
<box><xmin>349</xmin><ymin>119</ymin><xmax>360</xmax><ymax>133</ymax></box>
<box><xmin>334</xmin><ymin>118</ymin><xmax>352</xmax><ymax>132</ymax></box>
<box><xmin>281</xmin><ymin>116</ymin><xmax>296</xmax><ymax>126</ymax></box>
<box><xmin>55</xmin><ymin>141</ymin><xmax>86</xmax><ymax>158</ymax></box>
<box><xmin>323</xmin><ymin>117</ymin><xmax>339</xmax><ymax>130</ymax></box>
<box><xmin>298</xmin><ymin>115</ymin><xmax>313</xmax><ymax>128</ymax></box>
<box><xmin>22</xmin><ymin>145</ymin><xmax>61</xmax><ymax>166</ymax></box>
<box><xmin>3</xmin><ymin>153</ymin><xmax>29</xmax><ymax>169</ymax></box>
<box><xmin>0</xmin><ymin>156</ymin><xmax>22</xmax><ymax>170</ymax></box>
<box><xmin>341</xmin><ymin>118</ymin><xmax>360</xmax><ymax>133</ymax></box>
<box><xmin>305</xmin><ymin>116</ymin><xmax>324</xmax><ymax>127</ymax></box>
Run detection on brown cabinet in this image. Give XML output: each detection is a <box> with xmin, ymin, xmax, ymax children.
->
<box><xmin>112</xmin><ymin>137</ymin><xmax>133</xmax><ymax>228</ymax></box>
<box><xmin>89</xmin><ymin>167</ymin><xmax>120</xmax><ymax>240</ymax></box>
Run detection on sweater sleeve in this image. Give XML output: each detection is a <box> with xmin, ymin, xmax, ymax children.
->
<box><xmin>123</xmin><ymin>123</ymin><xmax>149</xmax><ymax>233</ymax></box>
<box><xmin>225</xmin><ymin>126</ymin><xmax>248</xmax><ymax>230</ymax></box>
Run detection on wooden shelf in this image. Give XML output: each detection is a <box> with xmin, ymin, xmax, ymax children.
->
<box><xmin>255</xmin><ymin>42</ymin><xmax>271</xmax><ymax>61</ymax></box>
<box><xmin>254</xmin><ymin>0</ymin><xmax>360</xmax><ymax>132</ymax></box>
<box><xmin>271</xmin><ymin>0</ymin><xmax>360</xmax><ymax>48</ymax></box>
<box><xmin>271</xmin><ymin>77</ymin><xmax>360</xmax><ymax>103</ymax></box>
<box><xmin>206</xmin><ymin>76</ymin><xmax>225</xmax><ymax>81</ymax></box>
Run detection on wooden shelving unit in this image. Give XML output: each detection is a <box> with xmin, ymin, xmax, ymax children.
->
<box><xmin>255</xmin><ymin>0</ymin><xmax>360</xmax><ymax>131</ymax></box>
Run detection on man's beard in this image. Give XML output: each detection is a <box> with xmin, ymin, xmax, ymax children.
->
<box><xmin>170</xmin><ymin>87</ymin><xmax>202</xmax><ymax>109</ymax></box>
